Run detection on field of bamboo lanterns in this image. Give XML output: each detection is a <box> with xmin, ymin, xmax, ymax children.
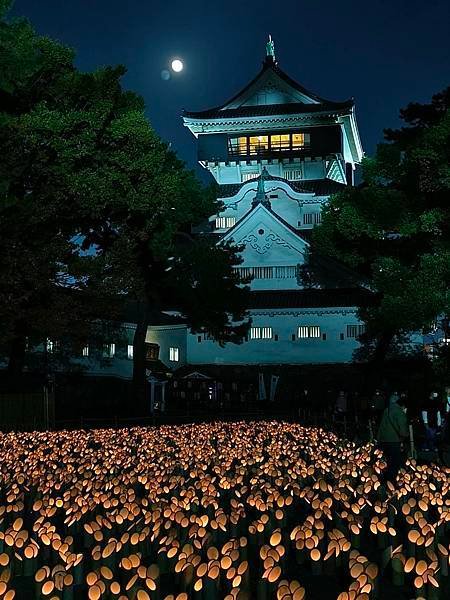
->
<box><xmin>0</xmin><ymin>421</ymin><xmax>448</xmax><ymax>599</ymax></box>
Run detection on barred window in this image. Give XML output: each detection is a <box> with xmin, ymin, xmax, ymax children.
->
<box><xmin>298</xmin><ymin>326</ymin><xmax>321</xmax><ymax>338</ymax></box>
<box><xmin>347</xmin><ymin>325</ymin><xmax>366</xmax><ymax>338</ymax></box>
<box><xmin>169</xmin><ymin>347</ymin><xmax>179</xmax><ymax>362</ymax></box>
<box><xmin>103</xmin><ymin>343</ymin><xmax>115</xmax><ymax>358</ymax></box>
<box><xmin>46</xmin><ymin>339</ymin><xmax>57</xmax><ymax>353</ymax></box>
<box><xmin>250</xmin><ymin>327</ymin><xmax>273</xmax><ymax>340</ymax></box>
<box><xmin>82</xmin><ymin>345</ymin><xmax>89</xmax><ymax>357</ymax></box>
<box><xmin>314</xmin><ymin>213</ymin><xmax>322</xmax><ymax>225</ymax></box>
<box><xmin>215</xmin><ymin>216</ymin><xmax>236</xmax><ymax>229</ymax></box>
<box><xmin>303</xmin><ymin>213</ymin><xmax>313</xmax><ymax>225</ymax></box>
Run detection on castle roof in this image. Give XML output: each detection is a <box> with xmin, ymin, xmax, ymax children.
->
<box><xmin>184</xmin><ymin>57</ymin><xmax>353</xmax><ymax>121</ymax></box>
<box><xmin>218</xmin><ymin>175</ymin><xmax>346</xmax><ymax>199</ymax></box>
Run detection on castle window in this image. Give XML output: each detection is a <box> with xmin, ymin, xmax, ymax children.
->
<box><xmin>249</xmin><ymin>135</ymin><xmax>269</xmax><ymax>155</ymax></box>
<box><xmin>298</xmin><ymin>326</ymin><xmax>321</xmax><ymax>339</ymax></box>
<box><xmin>127</xmin><ymin>344</ymin><xmax>134</xmax><ymax>359</ymax></box>
<box><xmin>169</xmin><ymin>347</ymin><xmax>179</xmax><ymax>362</ymax></box>
<box><xmin>82</xmin><ymin>345</ymin><xmax>89</xmax><ymax>357</ymax></box>
<box><xmin>303</xmin><ymin>213</ymin><xmax>313</xmax><ymax>225</ymax></box>
<box><xmin>228</xmin><ymin>137</ymin><xmax>247</xmax><ymax>155</ymax></box>
<box><xmin>46</xmin><ymin>339</ymin><xmax>57</xmax><ymax>353</ymax></box>
<box><xmin>270</xmin><ymin>133</ymin><xmax>290</xmax><ymax>151</ymax></box>
<box><xmin>314</xmin><ymin>213</ymin><xmax>322</xmax><ymax>225</ymax></box>
<box><xmin>215</xmin><ymin>216</ymin><xmax>236</xmax><ymax>229</ymax></box>
<box><xmin>292</xmin><ymin>133</ymin><xmax>310</xmax><ymax>149</ymax></box>
<box><xmin>347</xmin><ymin>325</ymin><xmax>366</xmax><ymax>338</ymax></box>
<box><xmin>250</xmin><ymin>327</ymin><xmax>273</xmax><ymax>340</ymax></box>
<box><xmin>103</xmin><ymin>343</ymin><xmax>115</xmax><ymax>358</ymax></box>
<box><xmin>229</xmin><ymin>132</ymin><xmax>310</xmax><ymax>157</ymax></box>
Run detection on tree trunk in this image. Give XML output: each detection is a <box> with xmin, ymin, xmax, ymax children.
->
<box><xmin>132</xmin><ymin>304</ymin><xmax>149</xmax><ymax>414</ymax></box>
<box><xmin>7</xmin><ymin>334</ymin><xmax>26</xmax><ymax>380</ymax></box>
<box><xmin>367</xmin><ymin>330</ymin><xmax>395</xmax><ymax>392</ymax></box>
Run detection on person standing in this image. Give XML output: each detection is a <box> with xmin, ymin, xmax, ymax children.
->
<box><xmin>377</xmin><ymin>394</ymin><xmax>409</xmax><ymax>482</ymax></box>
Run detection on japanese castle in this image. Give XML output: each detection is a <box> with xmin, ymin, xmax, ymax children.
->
<box><xmin>147</xmin><ymin>37</ymin><xmax>370</xmax><ymax>368</ymax></box>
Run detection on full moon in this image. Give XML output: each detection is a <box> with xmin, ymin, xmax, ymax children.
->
<box><xmin>171</xmin><ymin>59</ymin><xmax>183</xmax><ymax>73</ymax></box>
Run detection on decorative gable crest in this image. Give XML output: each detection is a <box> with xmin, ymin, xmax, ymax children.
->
<box><xmin>240</xmin><ymin>228</ymin><xmax>295</xmax><ymax>255</ymax></box>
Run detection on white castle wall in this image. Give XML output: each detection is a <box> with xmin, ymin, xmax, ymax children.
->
<box><xmin>187</xmin><ymin>309</ymin><xmax>363</xmax><ymax>365</ymax></box>
<box><xmin>146</xmin><ymin>324</ymin><xmax>187</xmax><ymax>368</ymax></box>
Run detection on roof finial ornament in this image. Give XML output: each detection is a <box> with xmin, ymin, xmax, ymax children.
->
<box><xmin>265</xmin><ymin>34</ymin><xmax>276</xmax><ymax>63</ymax></box>
<box><xmin>252</xmin><ymin>167</ymin><xmax>271</xmax><ymax>209</ymax></box>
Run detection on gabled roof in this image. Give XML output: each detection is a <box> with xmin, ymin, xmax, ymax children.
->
<box><xmin>184</xmin><ymin>58</ymin><xmax>353</xmax><ymax>120</ymax></box>
<box><xmin>221</xmin><ymin>201</ymin><xmax>309</xmax><ymax>254</ymax></box>
<box><xmin>218</xmin><ymin>175</ymin><xmax>346</xmax><ymax>199</ymax></box>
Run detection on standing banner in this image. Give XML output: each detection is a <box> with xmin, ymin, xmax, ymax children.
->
<box><xmin>258</xmin><ymin>372</ymin><xmax>266</xmax><ymax>401</ymax></box>
<box><xmin>269</xmin><ymin>374</ymin><xmax>279</xmax><ymax>403</ymax></box>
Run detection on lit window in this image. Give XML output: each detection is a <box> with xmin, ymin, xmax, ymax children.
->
<box><xmin>303</xmin><ymin>213</ymin><xmax>313</xmax><ymax>225</ymax></box>
<box><xmin>250</xmin><ymin>327</ymin><xmax>273</xmax><ymax>340</ymax></box>
<box><xmin>261</xmin><ymin>327</ymin><xmax>272</xmax><ymax>339</ymax></box>
<box><xmin>347</xmin><ymin>325</ymin><xmax>366</xmax><ymax>338</ymax></box>
<box><xmin>228</xmin><ymin>137</ymin><xmax>248</xmax><ymax>155</ymax></box>
<box><xmin>292</xmin><ymin>132</ymin><xmax>310</xmax><ymax>149</ymax></box>
<box><xmin>103</xmin><ymin>343</ymin><xmax>115</xmax><ymax>358</ymax></box>
<box><xmin>298</xmin><ymin>326</ymin><xmax>321</xmax><ymax>338</ymax></box>
<box><xmin>82</xmin><ymin>345</ymin><xmax>89</xmax><ymax>357</ymax></box>
<box><xmin>46</xmin><ymin>339</ymin><xmax>55</xmax><ymax>353</ymax></box>
<box><xmin>127</xmin><ymin>344</ymin><xmax>134</xmax><ymax>359</ymax></box>
<box><xmin>270</xmin><ymin>134</ymin><xmax>290</xmax><ymax>151</ymax></box>
<box><xmin>215</xmin><ymin>216</ymin><xmax>236</xmax><ymax>229</ymax></box>
<box><xmin>249</xmin><ymin>135</ymin><xmax>269</xmax><ymax>155</ymax></box>
<box><xmin>169</xmin><ymin>347</ymin><xmax>179</xmax><ymax>362</ymax></box>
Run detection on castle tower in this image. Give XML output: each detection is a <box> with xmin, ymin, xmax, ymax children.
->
<box><xmin>148</xmin><ymin>39</ymin><xmax>370</xmax><ymax>369</ymax></box>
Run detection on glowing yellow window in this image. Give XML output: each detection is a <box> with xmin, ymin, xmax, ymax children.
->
<box><xmin>249</xmin><ymin>136</ymin><xmax>268</xmax><ymax>154</ymax></box>
<box><xmin>292</xmin><ymin>133</ymin><xmax>305</xmax><ymax>148</ymax></box>
<box><xmin>270</xmin><ymin>134</ymin><xmax>290</xmax><ymax>151</ymax></box>
<box><xmin>238</xmin><ymin>137</ymin><xmax>247</xmax><ymax>153</ymax></box>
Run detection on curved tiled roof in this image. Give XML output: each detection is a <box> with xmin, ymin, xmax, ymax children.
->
<box><xmin>184</xmin><ymin>60</ymin><xmax>353</xmax><ymax>120</ymax></box>
<box><xmin>218</xmin><ymin>176</ymin><xmax>346</xmax><ymax>198</ymax></box>
<box><xmin>184</xmin><ymin>102</ymin><xmax>353</xmax><ymax>120</ymax></box>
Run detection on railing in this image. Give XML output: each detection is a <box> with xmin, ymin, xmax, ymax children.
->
<box><xmin>228</xmin><ymin>147</ymin><xmax>310</xmax><ymax>160</ymax></box>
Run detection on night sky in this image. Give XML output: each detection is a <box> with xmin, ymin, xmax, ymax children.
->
<box><xmin>12</xmin><ymin>0</ymin><xmax>450</xmax><ymax>179</ymax></box>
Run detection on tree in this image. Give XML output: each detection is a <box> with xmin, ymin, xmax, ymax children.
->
<box><xmin>0</xmin><ymin>3</ymin><xmax>250</xmax><ymax>401</ymax></box>
<box><xmin>0</xmin><ymin>2</ymin><xmax>118</xmax><ymax>376</ymax></box>
<box><xmin>304</xmin><ymin>88</ymin><xmax>450</xmax><ymax>378</ymax></box>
